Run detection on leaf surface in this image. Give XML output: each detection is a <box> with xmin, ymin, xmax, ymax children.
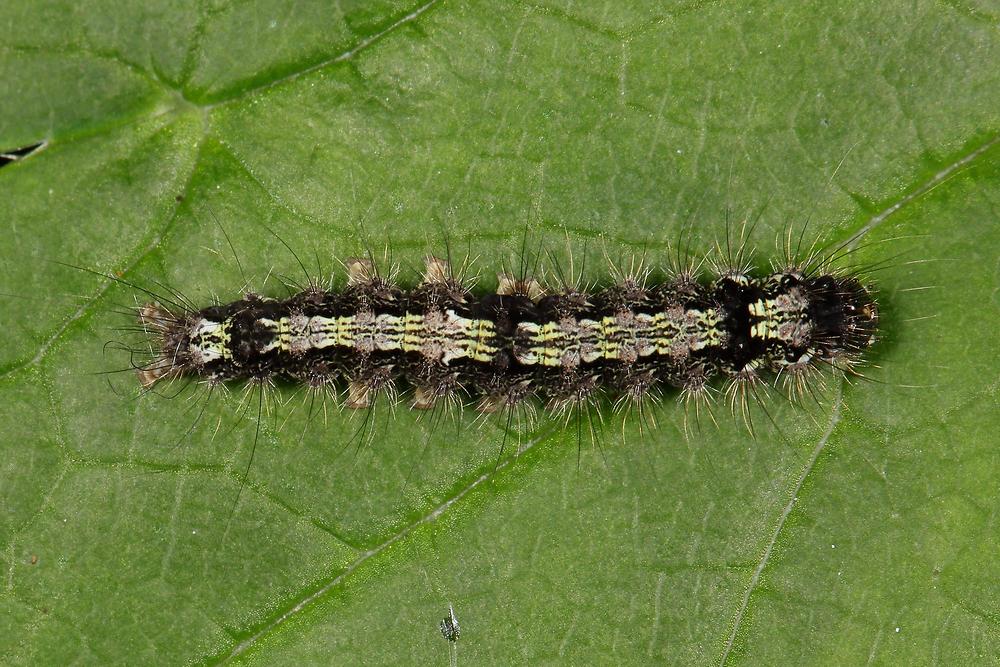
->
<box><xmin>1</xmin><ymin>1</ymin><xmax>998</xmax><ymax>664</ymax></box>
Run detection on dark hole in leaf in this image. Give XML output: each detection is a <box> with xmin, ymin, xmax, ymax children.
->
<box><xmin>0</xmin><ymin>141</ymin><xmax>46</xmax><ymax>168</ymax></box>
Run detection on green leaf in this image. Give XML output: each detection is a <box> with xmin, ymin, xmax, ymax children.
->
<box><xmin>2</xmin><ymin>1</ymin><xmax>998</xmax><ymax>664</ymax></box>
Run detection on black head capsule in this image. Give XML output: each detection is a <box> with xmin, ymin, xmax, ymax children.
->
<box><xmin>804</xmin><ymin>274</ymin><xmax>879</xmax><ymax>359</ymax></box>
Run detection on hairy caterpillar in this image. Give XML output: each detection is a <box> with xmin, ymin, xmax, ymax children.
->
<box><xmin>130</xmin><ymin>234</ymin><xmax>879</xmax><ymax>430</ymax></box>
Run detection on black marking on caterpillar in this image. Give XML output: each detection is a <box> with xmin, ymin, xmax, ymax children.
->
<box><xmin>128</xmin><ymin>234</ymin><xmax>880</xmax><ymax>437</ymax></box>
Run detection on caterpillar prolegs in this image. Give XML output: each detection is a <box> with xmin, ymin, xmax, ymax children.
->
<box><xmin>134</xmin><ymin>243</ymin><xmax>879</xmax><ymax>424</ymax></box>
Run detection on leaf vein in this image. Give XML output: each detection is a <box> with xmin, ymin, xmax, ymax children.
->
<box><xmin>718</xmin><ymin>388</ymin><xmax>843</xmax><ymax>665</ymax></box>
<box><xmin>207</xmin><ymin>0</ymin><xmax>443</xmax><ymax>108</ymax></box>
<box><xmin>217</xmin><ymin>432</ymin><xmax>548</xmax><ymax>663</ymax></box>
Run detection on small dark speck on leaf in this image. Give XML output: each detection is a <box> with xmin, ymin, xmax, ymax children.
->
<box><xmin>440</xmin><ymin>604</ymin><xmax>460</xmax><ymax>642</ymax></box>
<box><xmin>0</xmin><ymin>141</ymin><xmax>46</xmax><ymax>168</ymax></box>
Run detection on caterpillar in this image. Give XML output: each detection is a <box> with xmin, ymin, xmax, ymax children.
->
<box><xmin>131</xmin><ymin>237</ymin><xmax>879</xmax><ymax>427</ymax></box>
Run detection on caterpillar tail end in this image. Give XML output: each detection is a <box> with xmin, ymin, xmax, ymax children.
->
<box><xmin>136</xmin><ymin>302</ymin><xmax>180</xmax><ymax>389</ymax></box>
